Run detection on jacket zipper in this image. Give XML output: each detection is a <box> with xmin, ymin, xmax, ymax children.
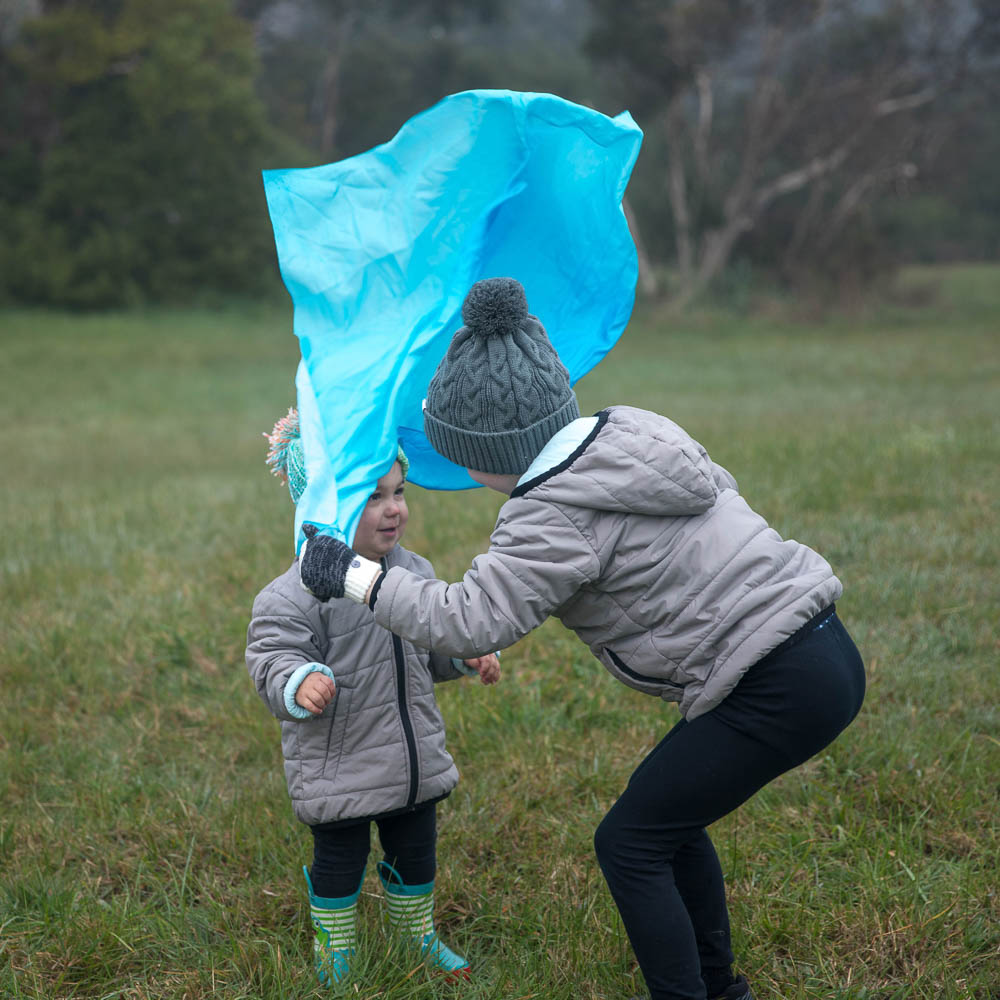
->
<box><xmin>384</xmin><ymin>559</ymin><xmax>419</xmax><ymax>806</ymax></box>
<box><xmin>379</xmin><ymin>556</ymin><xmax>420</xmax><ymax>806</ymax></box>
<box><xmin>392</xmin><ymin>634</ymin><xmax>420</xmax><ymax>806</ymax></box>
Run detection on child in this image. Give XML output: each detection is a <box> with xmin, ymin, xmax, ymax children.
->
<box><xmin>245</xmin><ymin>410</ymin><xmax>500</xmax><ymax>987</ymax></box>
<box><xmin>297</xmin><ymin>278</ymin><xmax>867</xmax><ymax>1000</ymax></box>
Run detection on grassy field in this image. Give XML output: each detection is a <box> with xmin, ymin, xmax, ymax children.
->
<box><xmin>1</xmin><ymin>264</ymin><xmax>998</xmax><ymax>1000</ymax></box>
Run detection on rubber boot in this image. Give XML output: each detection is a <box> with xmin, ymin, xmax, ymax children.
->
<box><xmin>304</xmin><ymin>865</ymin><xmax>363</xmax><ymax>986</ymax></box>
<box><xmin>377</xmin><ymin>861</ymin><xmax>470</xmax><ymax>980</ymax></box>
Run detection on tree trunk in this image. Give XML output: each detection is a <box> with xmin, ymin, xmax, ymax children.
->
<box><xmin>664</xmin><ymin>100</ymin><xmax>694</xmax><ymax>284</ymax></box>
<box><xmin>317</xmin><ymin>11</ymin><xmax>357</xmax><ymax>160</ymax></box>
<box><xmin>669</xmin><ymin>216</ymin><xmax>750</xmax><ymax>312</ymax></box>
<box><xmin>318</xmin><ymin>49</ymin><xmax>343</xmax><ymax>160</ymax></box>
<box><xmin>623</xmin><ymin>197</ymin><xmax>659</xmax><ymax>297</ymax></box>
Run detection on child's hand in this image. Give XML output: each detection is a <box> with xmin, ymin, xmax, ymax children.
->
<box><xmin>463</xmin><ymin>653</ymin><xmax>501</xmax><ymax>685</ymax></box>
<box><xmin>295</xmin><ymin>671</ymin><xmax>336</xmax><ymax>715</ymax></box>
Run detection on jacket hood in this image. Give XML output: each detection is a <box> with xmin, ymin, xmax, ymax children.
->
<box><xmin>512</xmin><ymin>406</ymin><xmax>720</xmax><ymax>516</ymax></box>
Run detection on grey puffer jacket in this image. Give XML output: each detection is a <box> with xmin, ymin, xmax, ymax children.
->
<box><xmin>246</xmin><ymin>545</ymin><xmax>464</xmax><ymax>826</ymax></box>
<box><xmin>373</xmin><ymin>406</ymin><xmax>843</xmax><ymax>720</ymax></box>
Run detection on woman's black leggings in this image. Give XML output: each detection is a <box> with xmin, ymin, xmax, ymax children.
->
<box><xmin>594</xmin><ymin>607</ymin><xmax>866</xmax><ymax>1000</ymax></box>
<box><xmin>309</xmin><ymin>799</ymin><xmax>438</xmax><ymax>898</ymax></box>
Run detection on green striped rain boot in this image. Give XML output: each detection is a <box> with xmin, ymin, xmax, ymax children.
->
<box><xmin>377</xmin><ymin>862</ymin><xmax>470</xmax><ymax>981</ymax></box>
<box><xmin>303</xmin><ymin>866</ymin><xmax>362</xmax><ymax>986</ymax></box>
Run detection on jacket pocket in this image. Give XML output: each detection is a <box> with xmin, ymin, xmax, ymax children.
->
<box><xmin>319</xmin><ymin>688</ymin><xmax>350</xmax><ymax>785</ymax></box>
<box><xmin>606</xmin><ymin>648</ymin><xmax>684</xmax><ymax>698</ymax></box>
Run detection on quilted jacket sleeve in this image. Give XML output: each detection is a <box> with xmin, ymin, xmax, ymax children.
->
<box><xmin>400</xmin><ymin>549</ymin><xmax>466</xmax><ymax>682</ymax></box>
<box><xmin>428</xmin><ymin>652</ymin><xmax>468</xmax><ymax>683</ymax></box>
<box><xmin>373</xmin><ymin>498</ymin><xmax>601</xmax><ymax>659</ymax></box>
<box><xmin>246</xmin><ymin>589</ymin><xmax>327</xmax><ymax>722</ymax></box>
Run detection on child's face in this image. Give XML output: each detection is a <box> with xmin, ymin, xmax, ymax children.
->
<box><xmin>352</xmin><ymin>461</ymin><xmax>408</xmax><ymax>562</ymax></box>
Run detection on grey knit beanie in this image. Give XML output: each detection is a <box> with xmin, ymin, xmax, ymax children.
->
<box><xmin>424</xmin><ymin>277</ymin><xmax>580</xmax><ymax>476</ymax></box>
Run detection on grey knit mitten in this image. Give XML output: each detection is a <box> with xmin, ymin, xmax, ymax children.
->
<box><xmin>299</xmin><ymin>525</ymin><xmax>382</xmax><ymax>604</ymax></box>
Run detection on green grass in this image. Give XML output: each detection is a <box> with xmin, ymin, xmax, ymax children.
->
<box><xmin>1</xmin><ymin>263</ymin><xmax>998</xmax><ymax>999</ymax></box>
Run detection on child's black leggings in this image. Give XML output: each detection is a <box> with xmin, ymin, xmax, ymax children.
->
<box><xmin>594</xmin><ymin>607</ymin><xmax>865</xmax><ymax>1000</ymax></box>
<box><xmin>310</xmin><ymin>799</ymin><xmax>437</xmax><ymax>898</ymax></box>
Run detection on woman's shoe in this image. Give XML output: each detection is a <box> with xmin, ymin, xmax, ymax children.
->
<box><xmin>713</xmin><ymin>974</ymin><xmax>755</xmax><ymax>1000</ymax></box>
<box><xmin>627</xmin><ymin>973</ymin><xmax>755</xmax><ymax>1000</ymax></box>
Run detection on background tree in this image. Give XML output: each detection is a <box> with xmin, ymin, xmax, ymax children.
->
<box><xmin>0</xmin><ymin>0</ymin><xmax>306</xmax><ymax>307</ymax></box>
<box><xmin>1</xmin><ymin>0</ymin><xmax>996</xmax><ymax>308</ymax></box>
<box><xmin>587</xmin><ymin>0</ymin><xmax>998</xmax><ymax>307</ymax></box>
<box><xmin>249</xmin><ymin>0</ymin><xmax>595</xmax><ymax>162</ymax></box>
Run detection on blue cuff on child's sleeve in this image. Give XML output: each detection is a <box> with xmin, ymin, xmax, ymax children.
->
<box><xmin>452</xmin><ymin>650</ymin><xmax>500</xmax><ymax>677</ymax></box>
<box><xmin>284</xmin><ymin>662</ymin><xmax>336</xmax><ymax>719</ymax></box>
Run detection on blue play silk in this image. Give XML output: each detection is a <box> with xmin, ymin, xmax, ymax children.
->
<box><xmin>263</xmin><ymin>89</ymin><xmax>642</xmax><ymax>551</ymax></box>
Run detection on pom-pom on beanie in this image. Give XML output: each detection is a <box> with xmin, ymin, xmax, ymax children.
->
<box><xmin>265</xmin><ymin>408</ymin><xmax>409</xmax><ymax>504</ymax></box>
<box><xmin>265</xmin><ymin>408</ymin><xmax>309</xmax><ymax>504</ymax></box>
<box><xmin>424</xmin><ymin>277</ymin><xmax>580</xmax><ymax>476</ymax></box>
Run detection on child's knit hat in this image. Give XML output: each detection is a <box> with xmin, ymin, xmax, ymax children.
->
<box><xmin>265</xmin><ymin>409</ymin><xmax>308</xmax><ymax>503</ymax></box>
<box><xmin>265</xmin><ymin>408</ymin><xmax>409</xmax><ymax>504</ymax></box>
<box><xmin>423</xmin><ymin>277</ymin><xmax>579</xmax><ymax>476</ymax></box>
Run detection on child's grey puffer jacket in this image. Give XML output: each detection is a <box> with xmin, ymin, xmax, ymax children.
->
<box><xmin>372</xmin><ymin>405</ymin><xmax>843</xmax><ymax>721</ymax></box>
<box><xmin>246</xmin><ymin>545</ymin><xmax>464</xmax><ymax>826</ymax></box>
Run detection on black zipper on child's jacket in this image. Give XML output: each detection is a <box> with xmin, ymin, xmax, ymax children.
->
<box><xmin>392</xmin><ymin>633</ymin><xmax>420</xmax><ymax>806</ymax></box>
<box><xmin>382</xmin><ymin>558</ymin><xmax>419</xmax><ymax>806</ymax></box>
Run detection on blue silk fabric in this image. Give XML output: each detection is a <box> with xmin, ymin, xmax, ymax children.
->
<box><xmin>263</xmin><ymin>89</ymin><xmax>642</xmax><ymax>550</ymax></box>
